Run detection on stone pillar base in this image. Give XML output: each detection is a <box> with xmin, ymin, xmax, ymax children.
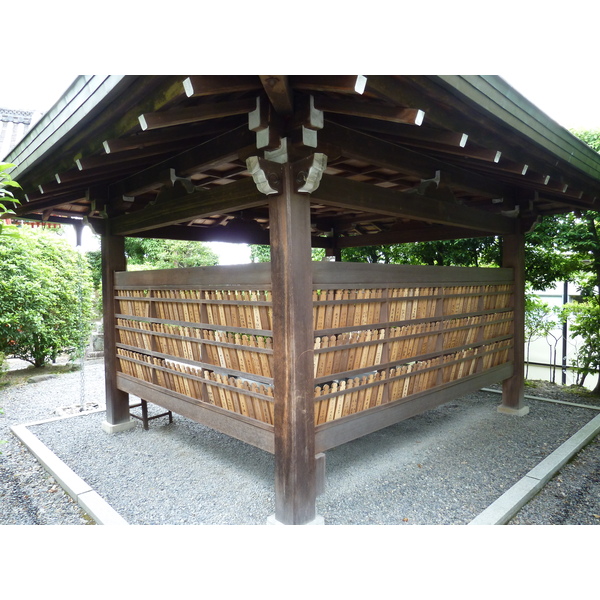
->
<box><xmin>101</xmin><ymin>419</ymin><xmax>136</xmax><ymax>433</ymax></box>
<box><xmin>267</xmin><ymin>514</ymin><xmax>325</xmax><ymax>526</ymax></box>
<box><xmin>497</xmin><ymin>404</ymin><xmax>530</xmax><ymax>417</ymax></box>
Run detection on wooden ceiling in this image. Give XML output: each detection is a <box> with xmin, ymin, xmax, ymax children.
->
<box><xmin>8</xmin><ymin>75</ymin><xmax>600</xmax><ymax>248</ymax></box>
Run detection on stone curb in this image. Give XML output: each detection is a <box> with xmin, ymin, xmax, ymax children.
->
<box><xmin>469</xmin><ymin>412</ymin><xmax>600</xmax><ymax>525</ymax></box>
<box><xmin>10</xmin><ymin>412</ymin><xmax>129</xmax><ymax>526</ymax></box>
<box><xmin>11</xmin><ymin>404</ymin><xmax>600</xmax><ymax>526</ymax></box>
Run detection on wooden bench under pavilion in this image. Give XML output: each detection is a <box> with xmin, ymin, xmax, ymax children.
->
<box><xmin>7</xmin><ymin>75</ymin><xmax>600</xmax><ymax>525</ymax></box>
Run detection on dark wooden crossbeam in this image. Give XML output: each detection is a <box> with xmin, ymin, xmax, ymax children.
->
<box><xmin>102</xmin><ymin>118</ymin><xmax>241</xmax><ymax>154</ymax></box>
<box><xmin>259</xmin><ymin>76</ymin><xmax>294</xmax><ymax>116</ymax></box>
<box><xmin>318</xmin><ymin>120</ymin><xmax>513</xmax><ymax>199</ymax></box>
<box><xmin>109</xmin><ymin>177</ymin><xmax>269</xmax><ymax>235</ymax></box>
<box><xmin>139</xmin><ymin>98</ymin><xmax>257</xmax><ymax>131</ymax></box>
<box><xmin>18</xmin><ymin>76</ymin><xmax>186</xmax><ymax>193</ymax></box>
<box><xmin>15</xmin><ymin>192</ymin><xmax>87</xmax><ymax>215</ymax></box>
<box><xmin>124</xmin><ymin>222</ymin><xmax>271</xmax><ymax>245</ymax></box>
<box><xmin>333</xmin><ymin>225</ymin><xmax>497</xmax><ymax>248</ymax></box>
<box><xmin>292</xmin><ymin>75</ymin><xmax>367</xmax><ymax>95</ymax></box>
<box><xmin>109</xmin><ymin>125</ymin><xmax>256</xmax><ymax>198</ymax></box>
<box><xmin>330</xmin><ymin>116</ymin><xmax>468</xmax><ymax>148</ymax></box>
<box><xmin>313</xmin><ymin>94</ymin><xmax>424</xmax><ymax>126</ymax></box>
<box><xmin>311</xmin><ymin>174</ymin><xmax>517</xmax><ymax>235</ymax></box>
<box><xmin>367</xmin><ymin>75</ymin><xmax>600</xmax><ymax>198</ymax></box>
<box><xmin>183</xmin><ymin>75</ymin><xmax>262</xmax><ymax>98</ymax></box>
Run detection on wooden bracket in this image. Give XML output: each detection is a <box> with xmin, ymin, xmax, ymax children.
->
<box><xmin>150</xmin><ymin>169</ymin><xmax>202</xmax><ymax>206</ymax></box>
<box><xmin>293</xmin><ymin>153</ymin><xmax>328</xmax><ymax>194</ymax></box>
<box><xmin>246</xmin><ymin>156</ymin><xmax>283</xmax><ymax>195</ymax></box>
<box><xmin>249</xmin><ymin>96</ymin><xmax>284</xmax><ymax>150</ymax></box>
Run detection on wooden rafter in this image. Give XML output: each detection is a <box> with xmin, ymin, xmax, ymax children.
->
<box><xmin>109</xmin><ymin>125</ymin><xmax>256</xmax><ymax>198</ymax></box>
<box><xmin>292</xmin><ymin>75</ymin><xmax>367</xmax><ymax>95</ymax></box>
<box><xmin>109</xmin><ymin>177</ymin><xmax>269</xmax><ymax>235</ymax></box>
<box><xmin>313</xmin><ymin>94</ymin><xmax>424</xmax><ymax>126</ymax></box>
<box><xmin>259</xmin><ymin>76</ymin><xmax>294</xmax><ymax>116</ymax></box>
<box><xmin>317</xmin><ymin>120</ymin><xmax>513</xmax><ymax>199</ymax></box>
<box><xmin>22</xmin><ymin>77</ymin><xmax>187</xmax><ymax>192</ymax></box>
<box><xmin>183</xmin><ymin>75</ymin><xmax>262</xmax><ymax>98</ymax></box>
<box><xmin>311</xmin><ymin>174</ymin><xmax>516</xmax><ymax>235</ymax></box>
<box><xmin>102</xmin><ymin>118</ymin><xmax>240</xmax><ymax>154</ymax></box>
<box><xmin>139</xmin><ymin>98</ymin><xmax>257</xmax><ymax>131</ymax></box>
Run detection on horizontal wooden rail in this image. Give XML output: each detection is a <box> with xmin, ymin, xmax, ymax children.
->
<box><xmin>113</xmin><ymin>261</ymin><xmax>516</xmax><ymax>440</ymax></box>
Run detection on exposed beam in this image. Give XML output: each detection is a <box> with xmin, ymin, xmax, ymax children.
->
<box><xmin>126</xmin><ymin>221</ymin><xmax>271</xmax><ymax>245</ymax></box>
<box><xmin>75</xmin><ymin>144</ymin><xmax>184</xmax><ymax>171</ymax></box>
<box><xmin>313</xmin><ymin>94</ymin><xmax>424</xmax><ymax>126</ymax></box>
<box><xmin>292</xmin><ymin>75</ymin><xmax>367</xmax><ymax>95</ymax></box>
<box><xmin>318</xmin><ymin>120</ymin><xmax>514</xmax><ymax>199</ymax></box>
<box><xmin>183</xmin><ymin>75</ymin><xmax>262</xmax><ymax>98</ymax></box>
<box><xmin>311</xmin><ymin>174</ymin><xmax>517</xmax><ymax>235</ymax></box>
<box><xmin>19</xmin><ymin>76</ymin><xmax>187</xmax><ymax>192</ymax></box>
<box><xmin>109</xmin><ymin>125</ymin><xmax>256</xmax><ymax>198</ymax></box>
<box><xmin>102</xmin><ymin>118</ymin><xmax>240</xmax><ymax>154</ymax></box>
<box><xmin>259</xmin><ymin>76</ymin><xmax>294</xmax><ymax>116</ymax></box>
<box><xmin>109</xmin><ymin>176</ymin><xmax>269</xmax><ymax>235</ymax></box>
<box><xmin>334</xmin><ymin>225</ymin><xmax>497</xmax><ymax>248</ymax></box>
<box><xmin>15</xmin><ymin>192</ymin><xmax>87</xmax><ymax>215</ymax></box>
<box><xmin>372</xmin><ymin>75</ymin><xmax>600</xmax><ymax>198</ymax></box>
<box><xmin>329</xmin><ymin>116</ymin><xmax>468</xmax><ymax>147</ymax></box>
<box><xmin>139</xmin><ymin>98</ymin><xmax>257</xmax><ymax>131</ymax></box>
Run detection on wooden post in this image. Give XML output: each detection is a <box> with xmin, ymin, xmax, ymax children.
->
<box><xmin>100</xmin><ymin>233</ymin><xmax>134</xmax><ymax>432</ymax></box>
<box><xmin>499</xmin><ymin>221</ymin><xmax>529</xmax><ymax>415</ymax></box>
<box><xmin>269</xmin><ymin>162</ymin><xmax>320</xmax><ymax>524</ymax></box>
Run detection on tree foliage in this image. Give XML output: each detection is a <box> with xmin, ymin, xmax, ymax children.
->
<box><xmin>86</xmin><ymin>238</ymin><xmax>220</xmax><ymax>288</ymax></box>
<box><xmin>0</xmin><ymin>163</ymin><xmax>21</xmax><ymax>234</ymax></box>
<box><xmin>0</xmin><ymin>229</ymin><xmax>94</xmax><ymax>367</ymax></box>
<box><xmin>562</xmin><ymin>298</ymin><xmax>600</xmax><ymax>392</ymax></box>
<box><xmin>124</xmin><ymin>237</ymin><xmax>219</xmax><ymax>269</ymax></box>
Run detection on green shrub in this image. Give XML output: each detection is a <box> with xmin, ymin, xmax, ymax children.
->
<box><xmin>0</xmin><ymin>228</ymin><xmax>94</xmax><ymax>367</ymax></box>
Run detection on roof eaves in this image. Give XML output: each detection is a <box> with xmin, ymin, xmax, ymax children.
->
<box><xmin>433</xmin><ymin>75</ymin><xmax>600</xmax><ymax>183</ymax></box>
<box><xmin>5</xmin><ymin>75</ymin><xmax>132</xmax><ymax>181</ymax></box>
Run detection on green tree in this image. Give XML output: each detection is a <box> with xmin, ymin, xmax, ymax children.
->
<box><xmin>0</xmin><ymin>162</ymin><xmax>21</xmax><ymax>235</ymax></box>
<box><xmin>0</xmin><ymin>229</ymin><xmax>94</xmax><ymax>367</ymax></box>
<box><xmin>562</xmin><ymin>298</ymin><xmax>600</xmax><ymax>393</ymax></box>
<box><xmin>250</xmin><ymin>244</ymin><xmax>325</xmax><ymax>262</ymax></box>
<box><xmin>124</xmin><ymin>238</ymin><xmax>219</xmax><ymax>269</ymax></box>
<box><xmin>524</xmin><ymin>295</ymin><xmax>555</xmax><ymax>379</ymax></box>
<box><xmin>86</xmin><ymin>238</ymin><xmax>220</xmax><ymax>288</ymax></box>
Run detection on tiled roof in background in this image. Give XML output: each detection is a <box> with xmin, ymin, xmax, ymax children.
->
<box><xmin>1</xmin><ymin>108</ymin><xmax>42</xmax><ymax>160</ymax></box>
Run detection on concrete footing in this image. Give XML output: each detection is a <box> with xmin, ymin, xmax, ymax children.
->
<box><xmin>101</xmin><ymin>419</ymin><xmax>136</xmax><ymax>433</ymax></box>
<box><xmin>267</xmin><ymin>514</ymin><xmax>325</xmax><ymax>525</ymax></box>
<box><xmin>497</xmin><ymin>404</ymin><xmax>530</xmax><ymax>416</ymax></box>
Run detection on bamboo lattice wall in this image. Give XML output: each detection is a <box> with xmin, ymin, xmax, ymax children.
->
<box><xmin>113</xmin><ymin>263</ymin><xmax>514</xmax><ymax>442</ymax></box>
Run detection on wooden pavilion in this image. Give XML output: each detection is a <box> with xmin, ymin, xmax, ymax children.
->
<box><xmin>6</xmin><ymin>75</ymin><xmax>600</xmax><ymax>525</ymax></box>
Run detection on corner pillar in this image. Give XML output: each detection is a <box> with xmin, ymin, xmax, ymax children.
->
<box><xmin>500</xmin><ymin>221</ymin><xmax>529</xmax><ymax>416</ymax></box>
<box><xmin>269</xmin><ymin>162</ymin><xmax>319</xmax><ymax>524</ymax></box>
<box><xmin>100</xmin><ymin>232</ymin><xmax>134</xmax><ymax>432</ymax></box>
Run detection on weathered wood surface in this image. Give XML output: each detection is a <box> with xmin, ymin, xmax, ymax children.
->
<box><xmin>102</xmin><ymin>233</ymin><xmax>130</xmax><ymax>426</ymax></box>
<box><xmin>111</xmin><ymin>260</ymin><xmax>515</xmax><ymax>465</ymax></box>
<box><xmin>269</xmin><ymin>164</ymin><xmax>316</xmax><ymax>524</ymax></box>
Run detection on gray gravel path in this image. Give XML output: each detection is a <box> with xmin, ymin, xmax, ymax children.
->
<box><xmin>1</xmin><ymin>358</ymin><xmax>600</xmax><ymax>525</ymax></box>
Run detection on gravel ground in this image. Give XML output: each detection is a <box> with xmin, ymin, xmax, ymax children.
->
<box><xmin>1</xmin><ymin>358</ymin><xmax>600</xmax><ymax>526</ymax></box>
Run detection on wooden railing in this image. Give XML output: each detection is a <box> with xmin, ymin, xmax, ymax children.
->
<box><xmin>114</xmin><ymin>265</ymin><xmax>275</xmax><ymax>428</ymax></box>
<box><xmin>310</xmin><ymin>272</ymin><xmax>513</xmax><ymax>425</ymax></box>
<box><xmin>112</xmin><ymin>263</ymin><xmax>514</xmax><ymax>449</ymax></box>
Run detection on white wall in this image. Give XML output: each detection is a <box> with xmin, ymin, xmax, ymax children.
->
<box><xmin>527</xmin><ymin>282</ymin><xmax>598</xmax><ymax>390</ymax></box>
